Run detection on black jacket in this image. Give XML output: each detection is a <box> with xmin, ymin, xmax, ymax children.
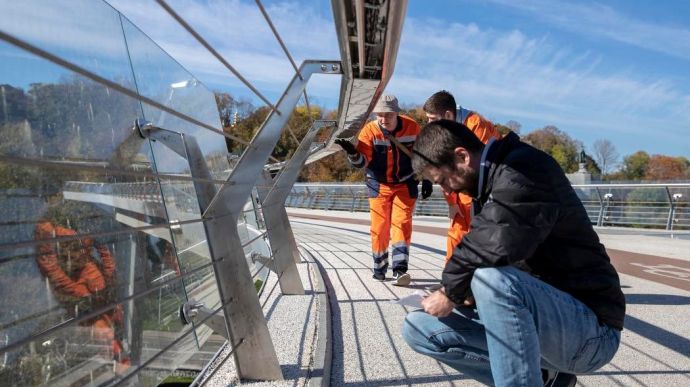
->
<box><xmin>443</xmin><ymin>132</ymin><xmax>626</xmax><ymax>330</ymax></box>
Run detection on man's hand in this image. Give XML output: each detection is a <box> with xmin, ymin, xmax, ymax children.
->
<box><xmin>421</xmin><ymin>180</ymin><xmax>433</xmax><ymax>199</ymax></box>
<box><xmin>334</xmin><ymin>138</ymin><xmax>358</xmax><ymax>155</ymax></box>
<box><xmin>421</xmin><ymin>289</ymin><xmax>455</xmax><ymax>317</ymax></box>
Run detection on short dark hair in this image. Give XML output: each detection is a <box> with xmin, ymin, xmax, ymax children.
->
<box><xmin>412</xmin><ymin>119</ymin><xmax>484</xmax><ymax>175</ymax></box>
<box><xmin>423</xmin><ymin>90</ymin><xmax>456</xmax><ymax>115</ymax></box>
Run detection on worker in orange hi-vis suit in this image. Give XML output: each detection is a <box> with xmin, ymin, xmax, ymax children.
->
<box><xmin>423</xmin><ymin>90</ymin><xmax>502</xmax><ymax>263</ymax></box>
<box><xmin>35</xmin><ymin>220</ymin><xmax>130</xmax><ymax>368</ymax></box>
<box><xmin>335</xmin><ymin>95</ymin><xmax>433</xmax><ymax>286</ymax></box>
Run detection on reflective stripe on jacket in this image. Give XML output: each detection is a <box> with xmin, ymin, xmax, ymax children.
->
<box><xmin>348</xmin><ymin>115</ymin><xmax>421</xmax><ymax>184</ymax></box>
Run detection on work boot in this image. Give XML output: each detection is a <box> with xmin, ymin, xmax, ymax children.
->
<box><xmin>392</xmin><ymin>271</ymin><xmax>411</xmax><ymax>286</ymax></box>
<box><xmin>542</xmin><ymin>369</ymin><xmax>577</xmax><ymax>387</ymax></box>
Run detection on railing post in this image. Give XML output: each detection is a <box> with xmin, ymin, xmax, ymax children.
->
<box><xmin>260</xmin><ymin>120</ymin><xmax>335</xmax><ymax>292</ymax></box>
<box><xmin>324</xmin><ymin>189</ymin><xmax>331</xmax><ymax>210</ymax></box>
<box><xmin>201</xmin><ymin>60</ymin><xmax>341</xmax><ymax>381</ymax></box>
<box><xmin>595</xmin><ymin>187</ymin><xmax>604</xmax><ymax>227</ymax></box>
<box><xmin>665</xmin><ymin>186</ymin><xmax>674</xmax><ymax>230</ymax></box>
<box><xmin>306</xmin><ymin>186</ymin><xmax>315</xmax><ymax>209</ymax></box>
<box><xmin>349</xmin><ymin>187</ymin><xmax>357</xmax><ymax>212</ymax></box>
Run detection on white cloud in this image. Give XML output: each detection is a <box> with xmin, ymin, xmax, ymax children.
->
<box><xmin>0</xmin><ymin>0</ymin><xmax>137</xmax><ymax>81</ymax></box>
<box><xmin>107</xmin><ymin>0</ymin><xmax>341</xmax><ymax>104</ymax></box>
<box><xmin>8</xmin><ymin>0</ymin><xmax>684</xmax><ymax>155</ymax></box>
<box><xmin>485</xmin><ymin>0</ymin><xmax>690</xmax><ymax>60</ymax></box>
<box><xmin>385</xmin><ymin>14</ymin><xmax>690</xmax><ymax>156</ymax></box>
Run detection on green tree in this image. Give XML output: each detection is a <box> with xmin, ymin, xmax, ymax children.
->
<box><xmin>619</xmin><ymin>151</ymin><xmax>650</xmax><ymax>180</ymax></box>
<box><xmin>522</xmin><ymin>125</ymin><xmax>579</xmax><ymax>172</ymax></box>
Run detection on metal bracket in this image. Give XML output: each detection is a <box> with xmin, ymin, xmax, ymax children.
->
<box><xmin>179</xmin><ymin>300</ymin><xmax>229</xmax><ymax>341</ymax></box>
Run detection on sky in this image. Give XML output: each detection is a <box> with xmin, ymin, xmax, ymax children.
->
<box><xmin>4</xmin><ymin>0</ymin><xmax>689</xmax><ymax>159</ymax></box>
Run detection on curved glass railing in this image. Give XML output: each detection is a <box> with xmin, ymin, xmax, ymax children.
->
<box><xmin>1</xmin><ymin>0</ymin><xmax>296</xmax><ymax>385</ymax></box>
<box><xmin>286</xmin><ymin>183</ymin><xmax>690</xmax><ymax>230</ymax></box>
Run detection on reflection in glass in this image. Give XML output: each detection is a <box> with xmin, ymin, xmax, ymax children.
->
<box><xmin>0</xmin><ymin>226</ymin><xmax>183</xmax><ymax>350</ymax></box>
<box><xmin>121</xmin><ymin>17</ymin><xmax>233</xmax><ymax>180</ymax></box>
<box><xmin>0</xmin><ymin>42</ymin><xmax>146</xmax><ymax>164</ymax></box>
<box><xmin>1</xmin><ymin>1</ymin><xmax>243</xmax><ymax>384</ymax></box>
<box><xmin>0</xmin><ymin>278</ymin><xmax>195</xmax><ymax>387</ymax></box>
<box><xmin>0</xmin><ymin>161</ymin><xmax>167</xmax><ymax>247</ymax></box>
<box><xmin>0</xmin><ymin>0</ymin><xmax>138</xmax><ymax>89</ymax></box>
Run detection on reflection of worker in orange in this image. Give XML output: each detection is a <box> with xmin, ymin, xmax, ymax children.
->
<box><xmin>423</xmin><ymin>91</ymin><xmax>502</xmax><ymax>262</ymax></box>
<box><xmin>35</xmin><ymin>221</ymin><xmax>130</xmax><ymax>368</ymax></box>
<box><xmin>335</xmin><ymin>95</ymin><xmax>432</xmax><ymax>286</ymax></box>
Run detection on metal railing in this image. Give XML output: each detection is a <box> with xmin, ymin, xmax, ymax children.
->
<box><xmin>286</xmin><ymin>183</ymin><xmax>690</xmax><ymax>230</ymax></box>
<box><xmin>0</xmin><ymin>0</ymin><xmax>337</xmax><ymax>385</ymax></box>
<box><xmin>1</xmin><ymin>0</ymin><xmax>408</xmax><ymax>384</ymax></box>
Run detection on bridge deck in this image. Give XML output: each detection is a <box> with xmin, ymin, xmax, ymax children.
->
<box><xmin>208</xmin><ymin>208</ymin><xmax>690</xmax><ymax>386</ymax></box>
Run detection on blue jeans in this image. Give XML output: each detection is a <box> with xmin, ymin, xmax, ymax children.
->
<box><xmin>402</xmin><ymin>267</ymin><xmax>621</xmax><ymax>386</ymax></box>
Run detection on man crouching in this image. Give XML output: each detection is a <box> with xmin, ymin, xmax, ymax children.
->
<box><xmin>403</xmin><ymin>120</ymin><xmax>625</xmax><ymax>386</ymax></box>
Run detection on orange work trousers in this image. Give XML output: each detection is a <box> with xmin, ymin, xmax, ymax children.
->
<box><xmin>445</xmin><ymin>193</ymin><xmax>473</xmax><ymax>264</ymax></box>
<box><xmin>368</xmin><ymin>182</ymin><xmax>416</xmax><ymax>276</ymax></box>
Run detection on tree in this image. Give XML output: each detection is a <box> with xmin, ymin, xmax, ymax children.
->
<box><xmin>619</xmin><ymin>151</ymin><xmax>650</xmax><ymax>180</ymax></box>
<box><xmin>505</xmin><ymin>120</ymin><xmax>521</xmax><ymax>134</ymax></box>
<box><xmin>584</xmin><ymin>154</ymin><xmax>602</xmax><ymax>176</ymax></box>
<box><xmin>401</xmin><ymin>106</ymin><xmax>426</xmax><ymax>127</ymax></box>
<box><xmin>522</xmin><ymin>125</ymin><xmax>580</xmax><ymax>172</ymax></box>
<box><xmin>644</xmin><ymin>155</ymin><xmax>689</xmax><ymax>180</ymax></box>
<box><xmin>271</xmin><ymin>105</ymin><xmax>322</xmax><ymax>160</ymax></box>
<box><xmin>494</xmin><ymin>120</ymin><xmax>522</xmax><ymax>136</ymax></box>
<box><xmin>214</xmin><ymin>91</ymin><xmax>254</xmax><ymax>128</ymax></box>
<box><xmin>299</xmin><ymin>151</ymin><xmax>364</xmax><ymax>182</ymax></box>
<box><xmin>494</xmin><ymin>123</ymin><xmax>511</xmax><ymax>136</ymax></box>
<box><xmin>592</xmin><ymin>139</ymin><xmax>619</xmax><ymax>175</ymax></box>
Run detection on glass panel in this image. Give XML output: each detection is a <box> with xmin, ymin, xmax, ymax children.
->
<box><xmin>0</xmin><ymin>161</ymin><xmax>167</xmax><ymax>247</ymax></box>
<box><xmin>0</xmin><ymin>0</ymin><xmax>138</xmax><ymax>90</ymax></box>
<box><xmin>0</xmin><ymin>279</ymin><xmax>194</xmax><ymax>386</ymax></box>
<box><xmin>172</xmin><ymin>222</ymin><xmax>211</xmax><ymax>273</ymax></box>
<box><xmin>0</xmin><ymin>41</ymin><xmax>147</xmax><ymax>164</ymax></box>
<box><xmin>120</xmin><ymin>18</ymin><xmax>234</xmax><ymax>181</ymax></box>
<box><xmin>0</xmin><ymin>227</ymin><xmax>185</xmax><ymax>350</ymax></box>
<box><xmin>157</xmin><ymin>179</ymin><xmax>214</xmax><ymax>274</ymax></box>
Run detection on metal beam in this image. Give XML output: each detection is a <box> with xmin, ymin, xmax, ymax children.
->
<box><xmin>199</xmin><ymin>60</ymin><xmax>340</xmax><ymax>381</ymax></box>
<box><xmin>260</xmin><ymin>121</ymin><xmax>335</xmax><ymax>287</ymax></box>
<box><xmin>304</xmin><ymin>0</ymin><xmax>408</xmax><ymax>165</ymax></box>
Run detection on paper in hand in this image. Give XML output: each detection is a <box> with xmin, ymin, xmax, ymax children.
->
<box><xmin>391</xmin><ymin>290</ymin><xmax>429</xmax><ymax>308</ymax></box>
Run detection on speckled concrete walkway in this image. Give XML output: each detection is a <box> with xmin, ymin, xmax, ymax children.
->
<box><xmin>204</xmin><ymin>208</ymin><xmax>690</xmax><ymax>386</ymax></box>
<box><xmin>290</xmin><ymin>209</ymin><xmax>690</xmax><ymax>387</ymax></box>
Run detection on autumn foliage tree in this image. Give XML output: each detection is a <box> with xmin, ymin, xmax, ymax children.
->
<box><xmin>211</xmin><ymin>94</ymin><xmax>688</xmax><ymax>183</ymax></box>
<box><xmin>645</xmin><ymin>155</ymin><xmax>690</xmax><ymax>180</ymax></box>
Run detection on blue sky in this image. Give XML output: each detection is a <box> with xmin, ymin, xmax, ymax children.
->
<box><xmin>4</xmin><ymin>0</ymin><xmax>689</xmax><ymax>160</ymax></box>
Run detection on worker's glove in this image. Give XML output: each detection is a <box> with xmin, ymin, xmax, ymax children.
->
<box><xmin>421</xmin><ymin>180</ymin><xmax>433</xmax><ymax>199</ymax></box>
<box><xmin>334</xmin><ymin>138</ymin><xmax>358</xmax><ymax>155</ymax></box>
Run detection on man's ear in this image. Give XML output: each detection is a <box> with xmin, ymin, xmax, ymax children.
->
<box><xmin>453</xmin><ymin>147</ymin><xmax>471</xmax><ymax>166</ymax></box>
<box><xmin>443</xmin><ymin>110</ymin><xmax>455</xmax><ymax>120</ymax></box>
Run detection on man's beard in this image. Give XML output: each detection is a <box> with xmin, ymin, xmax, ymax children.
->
<box><xmin>453</xmin><ymin>165</ymin><xmax>479</xmax><ymax>197</ymax></box>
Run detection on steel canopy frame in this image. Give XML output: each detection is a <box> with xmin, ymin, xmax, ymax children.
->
<box><xmin>200</xmin><ymin>60</ymin><xmax>341</xmax><ymax>381</ymax></box>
